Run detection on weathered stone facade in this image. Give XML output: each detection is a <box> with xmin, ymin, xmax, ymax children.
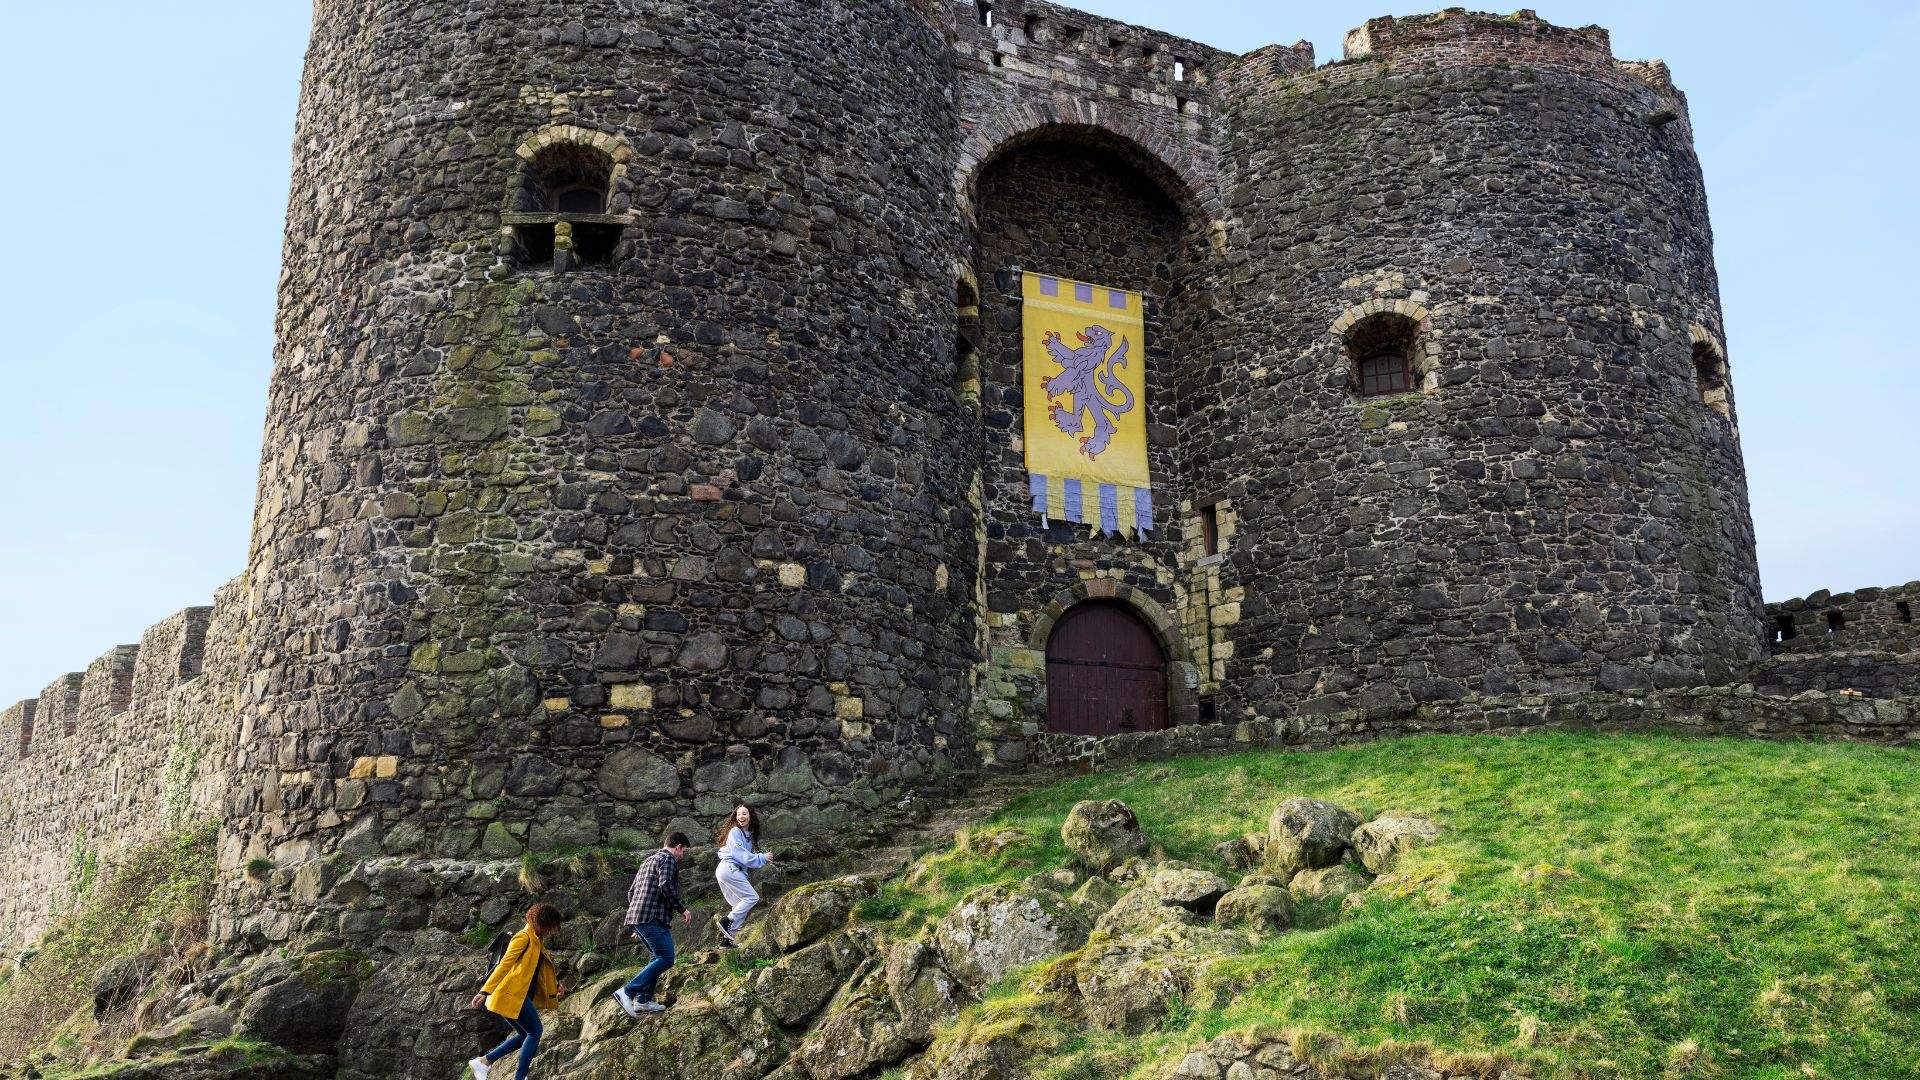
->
<box><xmin>0</xmin><ymin>3</ymin><xmax>1900</xmax><ymax>1031</ymax></box>
<box><xmin>1756</xmin><ymin>581</ymin><xmax>1920</xmax><ymax>697</ymax></box>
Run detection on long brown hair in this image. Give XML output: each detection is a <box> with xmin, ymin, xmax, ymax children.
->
<box><xmin>526</xmin><ymin>902</ymin><xmax>563</xmax><ymax>937</ymax></box>
<box><xmin>714</xmin><ymin>804</ymin><xmax>762</xmax><ymax>847</ymax></box>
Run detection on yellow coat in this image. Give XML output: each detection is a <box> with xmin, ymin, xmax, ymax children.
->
<box><xmin>481</xmin><ymin>927</ymin><xmax>560</xmax><ymax>1018</ymax></box>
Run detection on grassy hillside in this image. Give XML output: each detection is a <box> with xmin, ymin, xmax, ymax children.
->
<box><xmin>0</xmin><ymin>823</ymin><xmax>218</xmax><ymax>1073</ymax></box>
<box><xmin>868</xmin><ymin>733</ymin><xmax>1920</xmax><ymax>1079</ymax></box>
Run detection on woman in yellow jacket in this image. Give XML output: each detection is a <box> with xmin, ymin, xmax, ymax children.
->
<box><xmin>467</xmin><ymin>903</ymin><xmax>566</xmax><ymax>1080</ymax></box>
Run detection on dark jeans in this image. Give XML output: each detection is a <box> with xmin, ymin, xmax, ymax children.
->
<box><xmin>484</xmin><ymin>998</ymin><xmax>541</xmax><ymax>1080</ymax></box>
<box><xmin>621</xmin><ymin>921</ymin><xmax>675</xmax><ymax>1003</ymax></box>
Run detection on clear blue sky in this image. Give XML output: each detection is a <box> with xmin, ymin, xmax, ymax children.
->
<box><xmin>1</xmin><ymin>2</ymin><xmax>1916</xmax><ymax>705</ymax></box>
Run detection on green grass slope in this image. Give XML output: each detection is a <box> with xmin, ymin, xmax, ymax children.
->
<box><xmin>868</xmin><ymin>733</ymin><xmax>1920</xmax><ymax>1079</ymax></box>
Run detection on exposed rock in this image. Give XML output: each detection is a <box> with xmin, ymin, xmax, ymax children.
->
<box><xmin>1351</xmin><ymin>814</ymin><xmax>1443</xmax><ymax>874</ymax></box>
<box><xmin>742</xmin><ymin>877</ymin><xmax>874</xmax><ymax>959</ymax></box>
<box><xmin>1094</xmin><ymin>886</ymin><xmax>1201</xmax><ymax>938</ymax></box>
<box><xmin>885</xmin><ymin>939</ymin><xmax>964</xmax><ymax>1044</ymax></box>
<box><xmin>933</xmin><ymin>882</ymin><xmax>1089</xmax><ymax>995</ymax></box>
<box><xmin>1214</xmin><ymin>834</ymin><xmax>1263</xmax><ymax>871</ymax></box>
<box><xmin>793</xmin><ymin>976</ymin><xmax>913</xmax><ymax>1080</ymax></box>
<box><xmin>93</xmin><ymin>953</ymin><xmax>160</xmax><ymax>1016</ymax></box>
<box><xmin>907</xmin><ymin>1010</ymin><xmax>1050</xmax><ymax>1080</ymax></box>
<box><xmin>1289</xmin><ymin>863</ymin><xmax>1373</xmax><ymax>904</ymax></box>
<box><xmin>1069</xmin><ymin>937</ymin><xmax>1198</xmax><ymax>1034</ymax></box>
<box><xmin>754</xmin><ymin>935</ymin><xmax>863</xmax><ymax>1028</ymax></box>
<box><xmin>236</xmin><ymin>952</ymin><xmax>368</xmax><ymax>1054</ymax></box>
<box><xmin>1141</xmin><ymin>865</ymin><xmax>1231</xmax><ymax>913</ymax></box>
<box><xmin>564</xmin><ymin>984</ymin><xmax>784</xmax><ymax>1080</ymax></box>
<box><xmin>1067</xmin><ymin>875</ymin><xmax>1121</xmax><ymax>919</ymax></box>
<box><xmin>127</xmin><ymin>1006</ymin><xmax>236</xmax><ymax>1058</ymax></box>
<box><xmin>1061</xmin><ymin>799</ymin><xmax>1150</xmax><ymax>875</ymax></box>
<box><xmin>1265</xmin><ymin>798</ymin><xmax>1360</xmax><ymax>877</ymax></box>
<box><xmin>1213</xmin><ymin>884</ymin><xmax>1293</xmax><ymax>932</ymax></box>
<box><xmin>57</xmin><ymin>1043</ymin><xmax>334</xmax><ymax>1079</ymax></box>
<box><xmin>335</xmin><ymin>930</ymin><xmax>493</xmax><ymax>1078</ymax></box>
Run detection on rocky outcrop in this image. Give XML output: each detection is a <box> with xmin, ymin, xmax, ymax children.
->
<box><xmin>1214</xmin><ymin>883</ymin><xmax>1293</xmax><ymax>931</ymax></box>
<box><xmin>743</xmin><ymin>878</ymin><xmax>876</xmax><ymax>960</ymax></box>
<box><xmin>933</xmin><ymin>881</ymin><xmax>1090</xmax><ymax>994</ymax></box>
<box><xmin>1062</xmin><ymin>799</ymin><xmax>1151</xmax><ymax>874</ymax></box>
<box><xmin>1352</xmin><ymin>814</ymin><xmax>1443</xmax><ymax>874</ymax></box>
<box><xmin>1163</xmin><ymin>1031</ymin><xmax>1519</xmax><ymax>1079</ymax></box>
<box><xmin>1265</xmin><ymin>798</ymin><xmax>1360</xmax><ymax>877</ymax></box>
<box><xmin>1289</xmin><ymin>863</ymin><xmax>1372</xmax><ymax>904</ymax></box>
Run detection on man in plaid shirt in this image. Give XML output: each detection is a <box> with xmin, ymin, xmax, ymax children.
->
<box><xmin>612</xmin><ymin>832</ymin><xmax>692</xmax><ymax>1017</ymax></box>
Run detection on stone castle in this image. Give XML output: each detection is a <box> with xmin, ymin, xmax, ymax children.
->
<box><xmin>3</xmin><ymin>0</ymin><xmax>1917</xmax><ymax>1036</ymax></box>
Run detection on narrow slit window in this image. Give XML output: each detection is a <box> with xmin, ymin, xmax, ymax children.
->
<box><xmin>1173</xmin><ymin>58</ymin><xmax>1187</xmax><ymax>82</ymax></box>
<box><xmin>1827</xmin><ymin>611</ymin><xmax>1845</xmax><ymax>634</ymax></box>
<box><xmin>1898</xmin><ymin>601</ymin><xmax>1913</xmax><ymax>624</ymax></box>
<box><xmin>977</xmin><ymin>1</ymin><xmax>992</xmax><ymax>27</ymax></box>
<box><xmin>1774</xmin><ymin>614</ymin><xmax>1797</xmax><ymax>642</ymax></box>
<box><xmin>1200</xmin><ymin>504</ymin><xmax>1220</xmax><ymax>556</ymax></box>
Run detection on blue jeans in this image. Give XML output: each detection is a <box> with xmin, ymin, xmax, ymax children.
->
<box><xmin>622</xmin><ymin>921</ymin><xmax>675</xmax><ymax>1003</ymax></box>
<box><xmin>484</xmin><ymin>999</ymin><xmax>541</xmax><ymax>1080</ymax></box>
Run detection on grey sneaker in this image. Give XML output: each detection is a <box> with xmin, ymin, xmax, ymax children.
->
<box><xmin>713</xmin><ymin>913</ymin><xmax>738</xmax><ymax>948</ymax></box>
<box><xmin>468</xmin><ymin>1056</ymin><xmax>491</xmax><ymax>1079</ymax></box>
<box><xmin>611</xmin><ymin>987</ymin><xmax>640</xmax><ymax>1019</ymax></box>
<box><xmin>636</xmin><ymin>1000</ymin><xmax>667</xmax><ymax>1013</ymax></box>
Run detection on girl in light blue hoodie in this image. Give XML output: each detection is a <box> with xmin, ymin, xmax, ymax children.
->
<box><xmin>712</xmin><ymin>804</ymin><xmax>772</xmax><ymax>947</ymax></box>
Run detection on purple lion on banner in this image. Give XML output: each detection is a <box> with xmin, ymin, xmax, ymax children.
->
<box><xmin>1042</xmin><ymin>324</ymin><xmax>1134</xmax><ymax>459</ymax></box>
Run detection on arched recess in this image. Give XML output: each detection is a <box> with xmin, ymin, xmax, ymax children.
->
<box><xmin>955</xmin><ymin>107</ymin><xmax>1221</xmax><ymax>230</ymax></box>
<box><xmin>1028</xmin><ymin>582</ymin><xmax>1199</xmax><ymax>728</ymax></box>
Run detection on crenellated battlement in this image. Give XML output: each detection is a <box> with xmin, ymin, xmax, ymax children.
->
<box><xmin>1343</xmin><ymin>8</ymin><xmax>1611</xmax><ymax>66</ymax></box>
<box><xmin>0</xmin><ymin>580</ymin><xmax>246</xmax><ymax>947</ymax></box>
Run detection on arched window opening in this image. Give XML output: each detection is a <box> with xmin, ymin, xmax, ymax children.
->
<box><xmin>1693</xmin><ymin>341</ymin><xmax>1731</xmax><ymax>419</ymax></box>
<box><xmin>506</xmin><ymin>137</ymin><xmax>625</xmax><ymax>271</ymax></box>
<box><xmin>1346</xmin><ymin>312</ymin><xmax>1426</xmax><ymax>398</ymax></box>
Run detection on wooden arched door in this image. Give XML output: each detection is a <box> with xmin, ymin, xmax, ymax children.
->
<box><xmin>1045</xmin><ymin>601</ymin><xmax>1168</xmax><ymax>736</ymax></box>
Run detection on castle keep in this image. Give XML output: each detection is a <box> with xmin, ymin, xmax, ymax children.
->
<box><xmin>4</xmin><ymin>1</ymin><xmax>1917</xmax><ymax>1031</ymax></box>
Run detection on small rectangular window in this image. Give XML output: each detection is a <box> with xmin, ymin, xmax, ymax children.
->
<box><xmin>1898</xmin><ymin>601</ymin><xmax>1913</xmax><ymax>623</ymax></box>
<box><xmin>1827</xmin><ymin>611</ymin><xmax>1845</xmax><ymax>634</ymax></box>
<box><xmin>1774</xmin><ymin>614</ymin><xmax>1797</xmax><ymax>642</ymax></box>
<box><xmin>977</xmin><ymin>1</ymin><xmax>992</xmax><ymax>27</ymax></box>
<box><xmin>1173</xmin><ymin>59</ymin><xmax>1187</xmax><ymax>82</ymax></box>
<box><xmin>1200</xmin><ymin>505</ymin><xmax>1220</xmax><ymax>556</ymax></box>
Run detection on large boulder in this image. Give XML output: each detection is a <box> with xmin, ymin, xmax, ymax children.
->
<box><xmin>1351</xmin><ymin>813</ymin><xmax>1442</xmax><ymax>874</ymax></box>
<box><xmin>335</xmin><ymin>930</ymin><xmax>495</xmax><ymax>1078</ymax></box>
<box><xmin>565</xmin><ymin>984</ymin><xmax>785</xmax><ymax>1080</ymax></box>
<box><xmin>1141</xmin><ymin>865</ymin><xmax>1231</xmax><ymax>914</ymax></box>
<box><xmin>1069</xmin><ymin>938</ymin><xmax>1197</xmax><ymax>1034</ymax></box>
<box><xmin>1264</xmin><ymin>798</ymin><xmax>1359</xmax><ymax>877</ymax></box>
<box><xmin>1213</xmin><ymin>884</ymin><xmax>1293</xmax><ymax>932</ymax></box>
<box><xmin>793</xmin><ymin>976</ymin><xmax>914</xmax><ymax>1080</ymax></box>
<box><xmin>235</xmin><ymin>950</ymin><xmax>370</xmax><ymax>1055</ymax></box>
<box><xmin>933</xmin><ymin>882</ymin><xmax>1089</xmax><ymax>995</ymax></box>
<box><xmin>908</xmin><ymin>1010</ymin><xmax>1051</xmax><ymax>1080</ymax></box>
<box><xmin>93</xmin><ymin>953</ymin><xmax>161</xmax><ymax>1016</ymax></box>
<box><xmin>1094</xmin><ymin>887</ymin><xmax>1200</xmax><ymax>938</ymax></box>
<box><xmin>885</xmin><ymin>940</ymin><xmax>965</xmax><ymax>1045</ymax></box>
<box><xmin>1061</xmin><ymin>800</ymin><xmax>1150</xmax><ymax>875</ymax></box>
<box><xmin>753</xmin><ymin>933</ymin><xmax>866</xmax><ymax>1029</ymax></box>
<box><xmin>743</xmin><ymin>877</ymin><xmax>875</xmax><ymax>959</ymax></box>
<box><xmin>1289</xmin><ymin>863</ymin><xmax>1372</xmax><ymax>904</ymax></box>
<box><xmin>126</xmin><ymin>1006</ymin><xmax>237</xmax><ymax>1058</ymax></box>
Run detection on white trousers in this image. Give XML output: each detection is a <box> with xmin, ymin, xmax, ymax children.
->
<box><xmin>716</xmin><ymin>862</ymin><xmax>760</xmax><ymax>933</ymax></box>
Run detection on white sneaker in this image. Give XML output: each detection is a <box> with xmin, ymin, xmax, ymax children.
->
<box><xmin>468</xmin><ymin>1057</ymin><xmax>491</xmax><ymax>1080</ymax></box>
<box><xmin>611</xmin><ymin>987</ymin><xmax>640</xmax><ymax>1019</ymax></box>
<box><xmin>637</xmin><ymin>1001</ymin><xmax>667</xmax><ymax>1013</ymax></box>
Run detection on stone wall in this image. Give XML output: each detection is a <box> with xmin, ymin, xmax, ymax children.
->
<box><xmin>1757</xmin><ymin>581</ymin><xmax>1920</xmax><ymax>697</ymax></box>
<box><xmin>1006</xmin><ymin>683</ymin><xmax>1920</xmax><ymax>773</ymax></box>
<box><xmin>1188</xmin><ymin>8</ymin><xmax>1766</xmax><ymax>720</ymax></box>
<box><xmin>220</xmin><ymin>0</ymin><xmax>980</xmax><ymax>949</ymax></box>
<box><xmin>0</xmin><ymin>578</ymin><xmax>245</xmax><ymax>947</ymax></box>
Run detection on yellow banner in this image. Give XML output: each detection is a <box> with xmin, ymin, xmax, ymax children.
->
<box><xmin>1020</xmin><ymin>272</ymin><xmax>1152</xmax><ymax>536</ymax></box>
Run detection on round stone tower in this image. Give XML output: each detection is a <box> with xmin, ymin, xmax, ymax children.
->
<box><xmin>222</xmin><ymin>0</ymin><xmax>976</xmax><ymax>944</ymax></box>
<box><xmin>1193</xmin><ymin>10</ymin><xmax>1766</xmax><ymax>714</ymax></box>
